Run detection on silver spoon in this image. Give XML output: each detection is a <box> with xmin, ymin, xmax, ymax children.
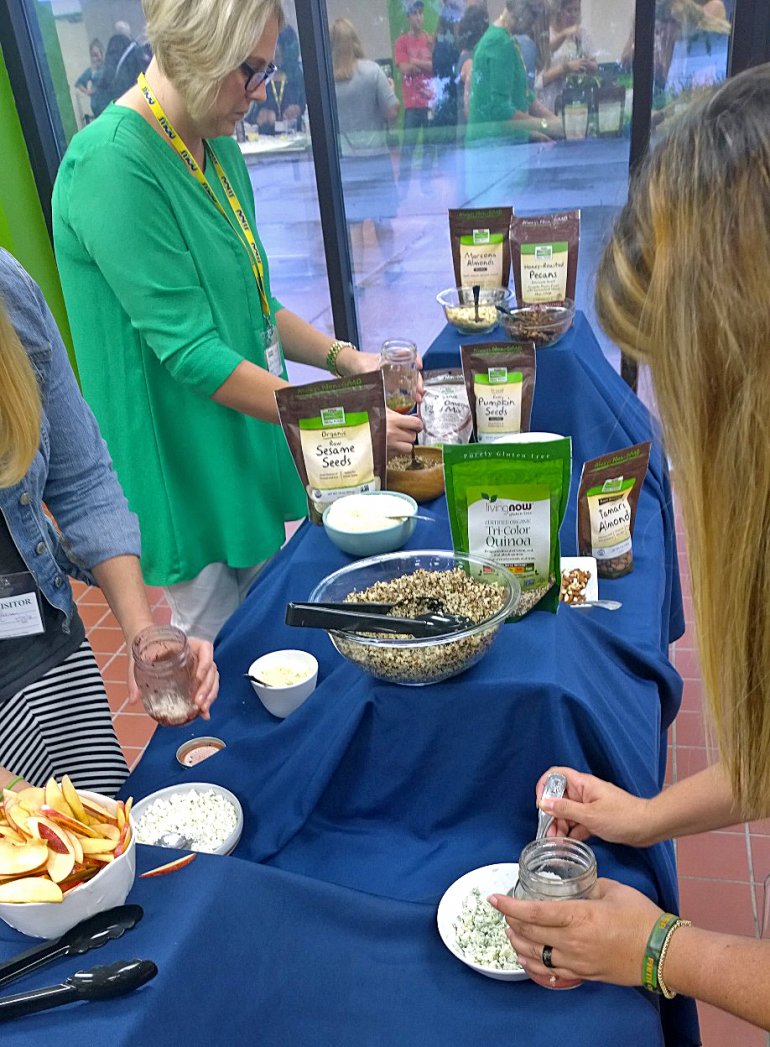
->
<box><xmin>383</xmin><ymin>513</ymin><xmax>435</xmax><ymax>523</ymax></box>
<box><xmin>536</xmin><ymin>772</ymin><xmax>567</xmax><ymax>840</ymax></box>
<box><xmin>244</xmin><ymin>672</ymin><xmax>276</xmax><ymax>688</ymax></box>
<box><xmin>568</xmin><ymin>599</ymin><xmax>622</xmax><ymax>611</ymax></box>
<box><xmin>153</xmin><ymin>832</ymin><xmax>192</xmax><ymax>849</ymax></box>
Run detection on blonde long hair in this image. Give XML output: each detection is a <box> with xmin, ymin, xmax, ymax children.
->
<box><xmin>143</xmin><ymin>0</ymin><xmax>285</xmax><ymax>122</ymax></box>
<box><xmin>331</xmin><ymin>18</ymin><xmax>364</xmax><ymax>83</ymax></box>
<box><xmin>0</xmin><ymin>301</ymin><xmax>41</xmax><ymax>488</ymax></box>
<box><xmin>596</xmin><ymin>65</ymin><xmax>770</xmax><ymax>819</ymax></box>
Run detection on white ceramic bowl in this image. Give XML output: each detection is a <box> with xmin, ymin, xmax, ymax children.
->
<box><xmin>322</xmin><ymin>491</ymin><xmax>418</xmax><ymax>558</ymax></box>
<box><xmin>248</xmin><ymin>650</ymin><xmax>319</xmax><ymax>718</ymax></box>
<box><xmin>437</xmin><ymin>862</ymin><xmax>528</xmax><ymax>981</ymax></box>
<box><xmin>132</xmin><ymin>783</ymin><xmax>243</xmax><ymax>856</ymax></box>
<box><xmin>0</xmin><ymin>791</ymin><xmax>136</xmax><ymax>940</ymax></box>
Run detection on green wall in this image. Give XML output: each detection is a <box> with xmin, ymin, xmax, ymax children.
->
<box><xmin>0</xmin><ymin>45</ymin><xmax>75</xmax><ymax>370</ymax></box>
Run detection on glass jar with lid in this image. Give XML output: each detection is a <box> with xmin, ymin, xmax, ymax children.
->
<box><xmin>514</xmin><ymin>837</ymin><xmax>598</xmax><ymax>990</ymax></box>
<box><xmin>379</xmin><ymin>339</ymin><xmax>419</xmax><ymax>415</ymax></box>
<box><xmin>131</xmin><ymin>625</ymin><xmax>197</xmax><ymax>726</ymax></box>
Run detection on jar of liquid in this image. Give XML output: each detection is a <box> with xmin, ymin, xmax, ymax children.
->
<box><xmin>514</xmin><ymin>837</ymin><xmax>597</xmax><ymax>990</ymax></box>
<box><xmin>379</xmin><ymin>339</ymin><xmax>419</xmax><ymax>414</ymax></box>
<box><xmin>131</xmin><ymin>626</ymin><xmax>197</xmax><ymax>726</ymax></box>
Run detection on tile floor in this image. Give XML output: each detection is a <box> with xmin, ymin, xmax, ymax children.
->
<box><xmin>74</xmin><ymin>518</ymin><xmax>770</xmax><ymax>1047</ymax></box>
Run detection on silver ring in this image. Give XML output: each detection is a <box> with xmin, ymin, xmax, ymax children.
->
<box><xmin>542</xmin><ymin>945</ymin><xmax>555</xmax><ymax>969</ymax></box>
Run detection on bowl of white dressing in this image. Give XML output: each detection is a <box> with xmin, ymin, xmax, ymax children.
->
<box><xmin>247</xmin><ymin>649</ymin><xmax>319</xmax><ymax>718</ymax></box>
<box><xmin>323</xmin><ymin>491</ymin><xmax>418</xmax><ymax>557</ymax></box>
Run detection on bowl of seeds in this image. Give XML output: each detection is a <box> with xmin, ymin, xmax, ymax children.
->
<box><xmin>308</xmin><ymin>550</ymin><xmax>519</xmax><ymax>686</ymax></box>
<box><xmin>496</xmin><ymin>299</ymin><xmax>575</xmax><ymax>349</ymax></box>
<box><xmin>437</xmin><ymin>287</ymin><xmax>513</xmax><ymax>335</ymax></box>
<box><xmin>387</xmin><ymin>445</ymin><xmax>445</xmax><ymax>503</ymax></box>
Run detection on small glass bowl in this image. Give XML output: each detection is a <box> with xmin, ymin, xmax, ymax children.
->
<box><xmin>496</xmin><ymin>299</ymin><xmax>575</xmax><ymax>348</ymax></box>
<box><xmin>436</xmin><ymin>287</ymin><xmax>513</xmax><ymax>335</ymax></box>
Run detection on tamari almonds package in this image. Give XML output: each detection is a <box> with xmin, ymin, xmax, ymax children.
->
<box><xmin>460</xmin><ymin>342</ymin><xmax>536</xmax><ymax>444</ymax></box>
<box><xmin>577</xmin><ymin>442</ymin><xmax>651</xmax><ymax>578</ymax></box>
<box><xmin>448</xmin><ymin>207</ymin><xmax>513</xmax><ymax>290</ymax></box>
<box><xmin>509</xmin><ymin>210</ymin><xmax>580</xmax><ymax>305</ymax></box>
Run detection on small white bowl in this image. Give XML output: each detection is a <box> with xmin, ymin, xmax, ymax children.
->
<box><xmin>248</xmin><ymin>650</ymin><xmax>318</xmax><ymax>718</ymax></box>
<box><xmin>0</xmin><ymin>791</ymin><xmax>136</xmax><ymax>940</ymax></box>
<box><xmin>131</xmin><ymin>783</ymin><xmax>243</xmax><ymax>856</ymax></box>
<box><xmin>437</xmin><ymin>862</ymin><xmax>528</xmax><ymax>981</ymax></box>
<box><xmin>322</xmin><ymin>491</ymin><xmax>418</xmax><ymax>558</ymax></box>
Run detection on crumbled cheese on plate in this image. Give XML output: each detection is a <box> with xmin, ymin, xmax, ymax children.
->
<box><xmin>453</xmin><ymin>887</ymin><xmax>522</xmax><ymax>971</ymax></box>
<box><xmin>134</xmin><ymin>789</ymin><xmax>239</xmax><ymax>853</ymax></box>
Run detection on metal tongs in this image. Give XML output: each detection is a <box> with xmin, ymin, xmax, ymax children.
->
<box><xmin>285</xmin><ymin>600</ymin><xmax>473</xmax><ymax>638</ymax></box>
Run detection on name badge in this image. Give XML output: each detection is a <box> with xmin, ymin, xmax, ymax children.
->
<box><xmin>265</xmin><ymin>325</ymin><xmax>283</xmax><ymax>377</ymax></box>
<box><xmin>0</xmin><ymin>572</ymin><xmax>45</xmax><ymax>639</ymax></box>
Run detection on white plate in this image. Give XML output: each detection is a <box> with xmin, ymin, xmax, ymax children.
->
<box><xmin>132</xmin><ymin>783</ymin><xmax>243</xmax><ymax>856</ymax></box>
<box><xmin>436</xmin><ymin>862</ymin><xmax>528</xmax><ymax>981</ymax></box>
<box><xmin>494</xmin><ymin>432</ymin><xmax>564</xmax><ymax>443</ymax></box>
<box><xmin>560</xmin><ymin>556</ymin><xmax>599</xmax><ymax>602</ymax></box>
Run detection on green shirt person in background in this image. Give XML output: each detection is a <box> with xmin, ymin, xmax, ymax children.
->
<box><xmin>466</xmin><ymin>0</ymin><xmax>561</xmax><ymax>145</ymax></box>
<box><xmin>53</xmin><ymin>0</ymin><xmax>421</xmax><ymax>642</ymax></box>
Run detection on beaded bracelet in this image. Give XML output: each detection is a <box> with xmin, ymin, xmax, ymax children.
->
<box><xmin>325</xmin><ymin>340</ymin><xmax>356</xmax><ymax>377</ymax></box>
<box><xmin>642</xmin><ymin>912</ymin><xmax>680</xmax><ymax>993</ymax></box>
<box><xmin>657</xmin><ymin>919</ymin><xmax>692</xmax><ymax>999</ymax></box>
<box><xmin>3</xmin><ymin>775</ymin><xmax>23</xmax><ymax>793</ymax></box>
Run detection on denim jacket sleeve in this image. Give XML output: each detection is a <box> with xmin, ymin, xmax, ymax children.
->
<box><xmin>0</xmin><ymin>250</ymin><xmax>141</xmax><ymax>590</ymax></box>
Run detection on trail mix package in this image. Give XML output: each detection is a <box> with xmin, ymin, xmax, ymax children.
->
<box><xmin>275</xmin><ymin>372</ymin><xmax>387</xmax><ymax>525</ymax></box>
<box><xmin>444</xmin><ymin>437</ymin><xmax>572</xmax><ymax>617</ymax></box>
<box><xmin>448</xmin><ymin>207</ymin><xmax>513</xmax><ymax>290</ymax></box>
<box><xmin>460</xmin><ymin>342</ymin><xmax>536</xmax><ymax>444</ymax></box>
<box><xmin>577</xmin><ymin>442</ymin><xmax>651</xmax><ymax>578</ymax></box>
<box><xmin>509</xmin><ymin>210</ymin><xmax>580</xmax><ymax>305</ymax></box>
<box><xmin>419</xmin><ymin>369</ymin><xmax>472</xmax><ymax>446</ymax></box>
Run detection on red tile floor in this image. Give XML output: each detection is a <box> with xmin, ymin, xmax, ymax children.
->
<box><xmin>73</xmin><ymin>521</ymin><xmax>770</xmax><ymax>1047</ymax></box>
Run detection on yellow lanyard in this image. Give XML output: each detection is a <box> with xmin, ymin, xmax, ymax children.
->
<box><xmin>138</xmin><ymin>73</ymin><xmax>272</xmax><ymax>325</ymax></box>
<box><xmin>270</xmin><ymin>77</ymin><xmax>286</xmax><ymax>117</ymax></box>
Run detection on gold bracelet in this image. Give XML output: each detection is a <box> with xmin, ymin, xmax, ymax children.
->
<box><xmin>325</xmin><ymin>339</ymin><xmax>356</xmax><ymax>377</ymax></box>
<box><xmin>657</xmin><ymin>919</ymin><xmax>692</xmax><ymax>999</ymax></box>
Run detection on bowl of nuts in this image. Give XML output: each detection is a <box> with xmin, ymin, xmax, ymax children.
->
<box><xmin>496</xmin><ymin>299</ymin><xmax>575</xmax><ymax>349</ymax></box>
<box><xmin>437</xmin><ymin>287</ymin><xmax>513</xmax><ymax>335</ymax></box>
<box><xmin>308</xmin><ymin>550</ymin><xmax>520</xmax><ymax>686</ymax></box>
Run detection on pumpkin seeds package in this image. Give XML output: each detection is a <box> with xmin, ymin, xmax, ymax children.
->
<box><xmin>460</xmin><ymin>342</ymin><xmax>536</xmax><ymax>444</ymax></box>
<box><xmin>577</xmin><ymin>442</ymin><xmax>651</xmax><ymax>578</ymax></box>
<box><xmin>448</xmin><ymin>207</ymin><xmax>513</xmax><ymax>290</ymax></box>
<box><xmin>444</xmin><ymin>438</ymin><xmax>572</xmax><ymax>617</ymax></box>
<box><xmin>275</xmin><ymin>371</ymin><xmax>387</xmax><ymax>525</ymax></box>
<box><xmin>509</xmin><ymin>210</ymin><xmax>580</xmax><ymax>305</ymax></box>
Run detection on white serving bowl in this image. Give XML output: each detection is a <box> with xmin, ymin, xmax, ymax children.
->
<box><xmin>0</xmin><ymin>791</ymin><xmax>136</xmax><ymax>940</ymax></box>
<box><xmin>437</xmin><ymin>862</ymin><xmax>528</xmax><ymax>981</ymax></box>
<box><xmin>322</xmin><ymin>491</ymin><xmax>418</xmax><ymax>558</ymax></box>
<box><xmin>248</xmin><ymin>649</ymin><xmax>319</xmax><ymax>718</ymax></box>
<box><xmin>131</xmin><ymin>783</ymin><xmax>243</xmax><ymax>856</ymax></box>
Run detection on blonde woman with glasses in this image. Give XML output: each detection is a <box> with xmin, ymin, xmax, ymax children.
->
<box><xmin>0</xmin><ymin>250</ymin><xmax>217</xmax><ymax>796</ymax></box>
<box><xmin>53</xmin><ymin>0</ymin><xmax>421</xmax><ymax>643</ymax></box>
<box><xmin>490</xmin><ymin>66</ymin><xmax>770</xmax><ymax>1031</ymax></box>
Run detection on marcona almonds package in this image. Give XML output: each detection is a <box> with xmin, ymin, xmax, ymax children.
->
<box><xmin>276</xmin><ymin>371</ymin><xmax>388</xmax><ymax>525</ymax></box>
<box><xmin>577</xmin><ymin>442</ymin><xmax>651</xmax><ymax>578</ymax></box>
<box><xmin>460</xmin><ymin>342</ymin><xmax>536</xmax><ymax>444</ymax></box>
<box><xmin>444</xmin><ymin>436</ymin><xmax>572</xmax><ymax>617</ymax></box>
<box><xmin>509</xmin><ymin>210</ymin><xmax>580</xmax><ymax>305</ymax></box>
<box><xmin>449</xmin><ymin>207</ymin><xmax>513</xmax><ymax>290</ymax></box>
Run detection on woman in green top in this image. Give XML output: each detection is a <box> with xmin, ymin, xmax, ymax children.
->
<box><xmin>53</xmin><ymin>0</ymin><xmax>421</xmax><ymax>641</ymax></box>
<box><xmin>466</xmin><ymin>0</ymin><xmax>561</xmax><ymax>144</ymax></box>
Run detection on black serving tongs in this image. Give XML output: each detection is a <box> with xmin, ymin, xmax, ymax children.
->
<box><xmin>285</xmin><ymin>600</ymin><xmax>472</xmax><ymax>638</ymax></box>
<box><xmin>0</xmin><ymin>904</ymin><xmax>144</xmax><ymax>991</ymax></box>
<box><xmin>0</xmin><ymin>958</ymin><xmax>157</xmax><ymax>1022</ymax></box>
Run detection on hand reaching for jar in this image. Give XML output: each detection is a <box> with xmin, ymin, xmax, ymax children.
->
<box><xmin>129</xmin><ymin>635</ymin><xmax>219</xmax><ymax>722</ymax></box>
<box><xmin>535</xmin><ymin>766</ymin><xmax>655</xmax><ymax>847</ymax></box>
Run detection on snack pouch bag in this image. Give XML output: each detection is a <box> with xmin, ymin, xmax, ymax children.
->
<box><xmin>460</xmin><ymin>342</ymin><xmax>536</xmax><ymax>444</ymax></box>
<box><xmin>577</xmin><ymin>442</ymin><xmax>651</xmax><ymax>578</ymax></box>
<box><xmin>444</xmin><ymin>438</ymin><xmax>572</xmax><ymax>617</ymax></box>
<box><xmin>419</xmin><ymin>369</ymin><xmax>473</xmax><ymax>446</ymax></box>
<box><xmin>275</xmin><ymin>371</ymin><xmax>387</xmax><ymax>525</ymax></box>
<box><xmin>449</xmin><ymin>207</ymin><xmax>513</xmax><ymax>290</ymax></box>
<box><xmin>509</xmin><ymin>210</ymin><xmax>580</xmax><ymax>305</ymax></box>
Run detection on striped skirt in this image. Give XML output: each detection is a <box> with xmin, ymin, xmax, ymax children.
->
<box><xmin>0</xmin><ymin>640</ymin><xmax>129</xmax><ymax>797</ymax></box>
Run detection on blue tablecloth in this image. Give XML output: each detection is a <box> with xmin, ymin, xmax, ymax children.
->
<box><xmin>0</xmin><ymin>315</ymin><xmax>698</xmax><ymax>1046</ymax></box>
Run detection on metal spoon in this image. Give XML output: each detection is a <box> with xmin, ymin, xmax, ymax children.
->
<box><xmin>407</xmin><ymin>443</ymin><xmax>425</xmax><ymax>471</ymax></box>
<box><xmin>383</xmin><ymin>513</ymin><xmax>435</xmax><ymax>523</ymax></box>
<box><xmin>244</xmin><ymin>672</ymin><xmax>276</xmax><ymax>688</ymax></box>
<box><xmin>536</xmin><ymin>772</ymin><xmax>567</xmax><ymax>841</ymax></box>
<box><xmin>568</xmin><ymin>599</ymin><xmax>623</xmax><ymax>611</ymax></box>
<box><xmin>153</xmin><ymin>832</ymin><xmax>192</xmax><ymax>849</ymax></box>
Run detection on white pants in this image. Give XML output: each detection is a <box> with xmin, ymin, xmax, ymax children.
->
<box><xmin>164</xmin><ymin>562</ymin><xmax>266</xmax><ymax>642</ymax></box>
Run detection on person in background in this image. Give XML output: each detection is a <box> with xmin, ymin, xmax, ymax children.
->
<box><xmin>74</xmin><ymin>38</ymin><xmax>105</xmax><ymax>121</ymax></box>
<box><xmin>455</xmin><ymin>4</ymin><xmax>489</xmax><ymax>123</ymax></box>
<box><xmin>247</xmin><ymin>24</ymin><xmax>306</xmax><ymax>134</ymax></box>
<box><xmin>466</xmin><ymin>0</ymin><xmax>562</xmax><ymax>145</ymax></box>
<box><xmin>539</xmin><ymin>0</ymin><xmax>597</xmax><ymax>114</ymax></box>
<box><xmin>491</xmin><ymin>66</ymin><xmax>770</xmax><ymax>1033</ymax></box>
<box><xmin>93</xmin><ymin>25</ymin><xmax>150</xmax><ymax>117</ymax></box>
<box><xmin>0</xmin><ymin>250</ymin><xmax>217</xmax><ymax>796</ymax></box>
<box><xmin>331</xmin><ymin>18</ymin><xmax>399</xmax><ymax>279</ymax></box>
<box><xmin>431</xmin><ymin>1</ymin><xmax>461</xmax><ymax>135</ymax></box>
<box><xmin>512</xmin><ymin>0</ymin><xmax>551</xmax><ymax>91</ymax></box>
<box><xmin>53</xmin><ymin>0</ymin><xmax>421</xmax><ymax>643</ymax></box>
<box><xmin>394</xmin><ymin>0</ymin><xmax>435</xmax><ymax>194</ymax></box>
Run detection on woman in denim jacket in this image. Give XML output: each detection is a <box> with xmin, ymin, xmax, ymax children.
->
<box><xmin>0</xmin><ymin>250</ymin><xmax>217</xmax><ymax>796</ymax></box>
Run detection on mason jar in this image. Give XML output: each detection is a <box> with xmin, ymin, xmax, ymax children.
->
<box><xmin>514</xmin><ymin>837</ymin><xmax>598</xmax><ymax>990</ymax></box>
<box><xmin>379</xmin><ymin>339</ymin><xmax>419</xmax><ymax>415</ymax></box>
<box><xmin>131</xmin><ymin>625</ymin><xmax>197</xmax><ymax>726</ymax></box>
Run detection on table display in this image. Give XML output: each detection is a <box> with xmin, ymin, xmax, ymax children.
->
<box><xmin>0</xmin><ymin>314</ymin><xmax>698</xmax><ymax>1046</ymax></box>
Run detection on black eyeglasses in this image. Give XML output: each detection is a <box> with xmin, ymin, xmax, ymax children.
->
<box><xmin>240</xmin><ymin>60</ymin><xmax>277</xmax><ymax>93</ymax></box>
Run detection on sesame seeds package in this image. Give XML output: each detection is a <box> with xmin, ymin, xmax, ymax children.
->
<box><xmin>443</xmin><ymin>437</ymin><xmax>572</xmax><ymax>618</ymax></box>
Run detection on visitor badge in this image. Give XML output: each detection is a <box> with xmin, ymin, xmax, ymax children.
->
<box><xmin>265</xmin><ymin>328</ymin><xmax>283</xmax><ymax>377</ymax></box>
<box><xmin>0</xmin><ymin>572</ymin><xmax>45</xmax><ymax>639</ymax></box>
